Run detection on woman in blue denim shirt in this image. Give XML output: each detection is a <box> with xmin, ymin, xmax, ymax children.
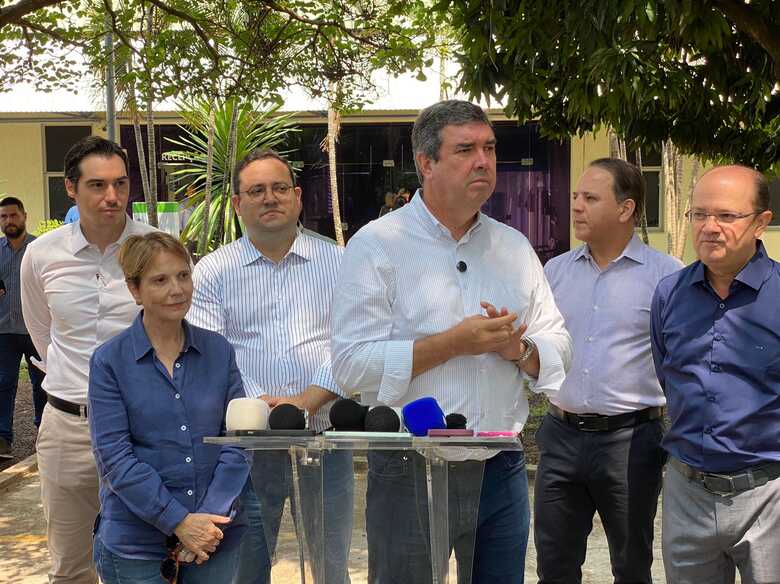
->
<box><xmin>88</xmin><ymin>232</ymin><xmax>250</xmax><ymax>583</ymax></box>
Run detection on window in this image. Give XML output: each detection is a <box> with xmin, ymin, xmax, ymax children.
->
<box><xmin>769</xmin><ymin>178</ymin><xmax>780</xmax><ymax>227</ymax></box>
<box><xmin>44</xmin><ymin>125</ymin><xmax>92</xmax><ymax>220</ymax></box>
<box><xmin>628</xmin><ymin>145</ymin><xmax>662</xmax><ymax>229</ymax></box>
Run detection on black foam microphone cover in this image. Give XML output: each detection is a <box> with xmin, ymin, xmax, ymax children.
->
<box><xmin>268</xmin><ymin>403</ymin><xmax>306</xmax><ymax>430</ymax></box>
<box><xmin>364</xmin><ymin>406</ymin><xmax>401</xmax><ymax>432</ymax></box>
<box><xmin>445</xmin><ymin>413</ymin><xmax>468</xmax><ymax>430</ymax></box>
<box><xmin>329</xmin><ymin>398</ymin><xmax>369</xmax><ymax>431</ymax></box>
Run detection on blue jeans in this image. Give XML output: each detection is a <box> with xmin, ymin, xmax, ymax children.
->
<box><xmin>236</xmin><ymin>450</ymin><xmax>354</xmax><ymax>584</ymax></box>
<box><xmin>0</xmin><ymin>333</ymin><xmax>46</xmax><ymax>442</ymax></box>
<box><xmin>94</xmin><ymin>533</ymin><xmax>240</xmax><ymax>584</ymax></box>
<box><xmin>366</xmin><ymin>450</ymin><xmax>529</xmax><ymax>584</ymax></box>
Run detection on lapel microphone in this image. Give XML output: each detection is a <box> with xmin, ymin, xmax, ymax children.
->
<box><xmin>456</xmin><ymin>261</ymin><xmax>467</xmax><ymax>273</ymax></box>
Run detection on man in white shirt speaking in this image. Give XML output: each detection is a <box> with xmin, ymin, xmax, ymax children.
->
<box><xmin>21</xmin><ymin>136</ymin><xmax>155</xmax><ymax>583</ymax></box>
<box><xmin>331</xmin><ymin>100</ymin><xmax>572</xmax><ymax>583</ymax></box>
<box><xmin>189</xmin><ymin>149</ymin><xmax>352</xmax><ymax>584</ymax></box>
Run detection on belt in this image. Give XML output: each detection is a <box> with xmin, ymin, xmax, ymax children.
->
<box><xmin>47</xmin><ymin>394</ymin><xmax>88</xmax><ymax>419</ymax></box>
<box><xmin>669</xmin><ymin>457</ymin><xmax>780</xmax><ymax>497</ymax></box>
<box><xmin>548</xmin><ymin>404</ymin><xmax>662</xmax><ymax>432</ymax></box>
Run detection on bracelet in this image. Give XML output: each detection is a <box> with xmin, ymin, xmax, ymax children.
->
<box><xmin>513</xmin><ymin>337</ymin><xmax>536</xmax><ymax>366</ymax></box>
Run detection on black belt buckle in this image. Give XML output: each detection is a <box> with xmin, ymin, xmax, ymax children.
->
<box><xmin>575</xmin><ymin>414</ymin><xmax>610</xmax><ymax>432</ymax></box>
<box><xmin>701</xmin><ymin>473</ymin><xmax>737</xmax><ymax>496</ymax></box>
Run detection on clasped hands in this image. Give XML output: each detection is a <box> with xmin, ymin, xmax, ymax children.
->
<box><xmin>173</xmin><ymin>512</ymin><xmax>231</xmax><ymax>565</ymax></box>
<box><xmin>449</xmin><ymin>301</ymin><xmax>528</xmax><ymax>362</ymax></box>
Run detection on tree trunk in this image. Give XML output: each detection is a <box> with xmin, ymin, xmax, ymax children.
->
<box><xmin>215</xmin><ymin>98</ymin><xmax>240</xmax><ymax>246</ymax></box>
<box><xmin>634</xmin><ymin>148</ymin><xmax>650</xmax><ymax>244</ymax></box>
<box><xmin>198</xmin><ymin>98</ymin><xmax>216</xmax><ymax>256</ymax></box>
<box><xmin>663</xmin><ymin>140</ymin><xmax>695</xmax><ymax>261</ymax></box>
<box><xmin>125</xmin><ymin>56</ymin><xmax>151</xmax><ymax>208</ymax></box>
<box><xmin>327</xmin><ymin>103</ymin><xmax>345</xmax><ymax>246</ymax></box>
<box><xmin>143</xmin><ymin>7</ymin><xmax>158</xmax><ymax>227</ymax></box>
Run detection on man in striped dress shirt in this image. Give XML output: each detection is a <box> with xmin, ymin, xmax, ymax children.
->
<box><xmin>189</xmin><ymin>149</ymin><xmax>352</xmax><ymax>584</ymax></box>
<box><xmin>332</xmin><ymin>100</ymin><xmax>572</xmax><ymax>583</ymax></box>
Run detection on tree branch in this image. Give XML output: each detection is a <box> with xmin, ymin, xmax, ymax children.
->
<box><xmin>142</xmin><ymin>0</ymin><xmax>220</xmax><ymax>67</ymax></box>
<box><xmin>0</xmin><ymin>0</ymin><xmax>67</xmax><ymax>29</ymax></box>
<box><xmin>713</xmin><ymin>0</ymin><xmax>780</xmax><ymax>80</ymax></box>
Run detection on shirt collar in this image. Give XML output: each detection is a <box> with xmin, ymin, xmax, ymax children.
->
<box><xmin>131</xmin><ymin>312</ymin><xmax>201</xmax><ymax>362</ymax></box>
<box><xmin>573</xmin><ymin>234</ymin><xmax>646</xmax><ymax>265</ymax></box>
<box><xmin>689</xmin><ymin>241</ymin><xmax>772</xmax><ymax>290</ymax></box>
<box><xmin>238</xmin><ymin>228</ymin><xmax>312</xmax><ymax>267</ymax></box>
<box><xmin>69</xmin><ymin>217</ymin><xmax>133</xmax><ymax>254</ymax></box>
<box><xmin>1</xmin><ymin>233</ymin><xmax>34</xmax><ymax>251</ymax></box>
<box><xmin>410</xmin><ymin>189</ymin><xmax>484</xmax><ymax>242</ymax></box>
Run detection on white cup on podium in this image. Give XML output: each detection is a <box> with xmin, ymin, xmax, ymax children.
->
<box><xmin>226</xmin><ymin>398</ymin><xmax>270</xmax><ymax>432</ymax></box>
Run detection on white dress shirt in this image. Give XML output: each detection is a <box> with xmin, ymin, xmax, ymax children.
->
<box><xmin>20</xmin><ymin>219</ymin><xmax>156</xmax><ymax>404</ymax></box>
<box><xmin>544</xmin><ymin>235</ymin><xmax>683</xmax><ymax>415</ymax></box>
<box><xmin>188</xmin><ymin>230</ymin><xmax>345</xmax><ymax>431</ymax></box>
<box><xmin>331</xmin><ymin>191</ymin><xmax>572</xmax><ymax>433</ymax></box>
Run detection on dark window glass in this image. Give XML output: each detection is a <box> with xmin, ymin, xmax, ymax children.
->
<box><xmin>47</xmin><ymin>176</ymin><xmax>71</xmax><ymax>221</ymax></box>
<box><xmin>45</xmin><ymin>126</ymin><xmax>91</xmax><ymax>172</ymax></box>
<box><xmin>643</xmin><ymin>171</ymin><xmax>661</xmax><ymax>228</ymax></box>
<box><xmin>769</xmin><ymin>178</ymin><xmax>780</xmax><ymax>226</ymax></box>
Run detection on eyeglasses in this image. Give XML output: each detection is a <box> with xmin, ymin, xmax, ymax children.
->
<box><xmin>240</xmin><ymin>183</ymin><xmax>294</xmax><ymax>199</ymax></box>
<box><xmin>160</xmin><ymin>535</ymin><xmax>181</xmax><ymax>583</ymax></box>
<box><xmin>684</xmin><ymin>210</ymin><xmax>762</xmax><ymax>224</ymax></box>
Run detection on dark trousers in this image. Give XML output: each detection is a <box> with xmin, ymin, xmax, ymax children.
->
<box><xmin>0</xmin><ymin>333</ymin><xmax>46</xmax><ymax>442</ymax></box>
<box><xmin>367</xmin><ymin>450</ymin><xmax>529</xmax><ymax>584</ymax></box>
<box><xmin>533</xmin><ymin>413</ymin><xmax>666</xmax><ymax>584</ymax></box>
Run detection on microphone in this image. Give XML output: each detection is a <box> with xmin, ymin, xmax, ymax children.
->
<box><xmin>329</xmin><ymin>398</ymin><xmax>369</xmax><ymax>431</ymax></box>
<box><xmin>445</xmin><ymin>413</ymin><xmax>468</xmax><ymax>430</ymax></box>
<box><xmin>268</xmin><ymin>403</ymin><xmax>306</xmax><ymax>430</ymax></box>
<box><xmin>456</xmin><ymin>261</ymin><xmax>467</xmax><ymax>273</ymax></box>
<box><xmin>364</xmin><ymin>406</ymin><xmax>402</xmax><ymax>432</ymax></box>
<box><xmin>226</xmin><ymin>398</ymin><xmax>270</xmax><ymax>432</ymax></box>
<box><xmin>402</xmin><ymin>397</ymin><xmax>447</xmax><ymax>437</ymax></box>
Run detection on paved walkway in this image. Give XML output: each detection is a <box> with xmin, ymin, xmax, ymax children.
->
<box><xmin>0</xmin><ymin>467</ymin><xmax>667</xmax><ymax>583</ymax></box>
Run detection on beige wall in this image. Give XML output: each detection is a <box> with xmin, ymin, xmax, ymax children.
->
<box><xmin>569</xmin><ymin>131</ymin><xmax>780</xmax><ymax>263</ymax></box>
<box><xmin>0</xmin><ymin>123</ymin><xmax>46</xmax><ymax>229</ymax></box>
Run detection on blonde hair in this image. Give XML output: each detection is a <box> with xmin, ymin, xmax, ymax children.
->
<box><xmin>118</xmin><ymin>232</ymin><xmax>191</xmax><ymax>285</ymax></box>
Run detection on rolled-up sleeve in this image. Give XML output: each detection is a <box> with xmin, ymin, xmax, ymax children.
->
<box><xmin>88</xmin><ymin>352</ymin><xmax>190</xmax><ymax>535</ymax></box>
<box><xmin>523</xmin><ymin>245</ymin><xmax>572</xmax><ymax>394</ymax></box>
<box><xmin>196</xmin><ymin>347</ymin><xmax>250</xmax><ymax>517</ymax></box>
<box><xmin>331</xmin><ymin>235</ymin><xmax>414</xmax><ymax>402</ymax></box>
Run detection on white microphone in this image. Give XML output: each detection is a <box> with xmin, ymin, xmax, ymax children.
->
<box><xmin>226</xmin><ymin>398</ymin><xmax>270</xmax><ymax>432</ymax></box>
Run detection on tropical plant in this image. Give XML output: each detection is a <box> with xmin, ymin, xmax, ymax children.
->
<box><xmin>164</xmin><ymin>98</ymin><xmax>298</xmax><ymax>254</ymax></box>
<box><xmin>33</xmin><ymin>219</ymin><xmax>64</xmax><ymax>236</ymax></box>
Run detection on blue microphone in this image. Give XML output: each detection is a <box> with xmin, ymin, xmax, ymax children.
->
<box><xmin>402</xmin><ymin>397</ymin><xmax>447</xmax><ymax>437</ymax></box>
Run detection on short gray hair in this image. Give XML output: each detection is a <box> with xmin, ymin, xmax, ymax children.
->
<box><xmin>411</xmin><ymin>100</ymin><xmax>492</xmax><ymax>183</ymax></box>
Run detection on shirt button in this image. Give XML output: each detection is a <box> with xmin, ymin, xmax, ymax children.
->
<box><xmin>175</xmin><ymin>394</ymin><xmax>181</xmax><ymax>399</ymax></box>
<box><xmin>583</xmin><ymin>369</ymin><xmax>589</xmax><ymax>375</ymax></box>
<box><xmin>185</xmin><ymin>457</ymin><xmax>192</xmax><ymax>463</ymax></box>
<box><xmin>187</xmin><ymin>490</ymin><xmax>194</xmax><ymax>496</ymax></box>
<box><xmin>175</xmin><ymin>363</ymin><xmax>182</xmax><ymax>369</ymax></box>
<box><xmin>707</xmin><ymin>396</ymin><xmax>716</xmax><ymax>402</ymax></box>
<box><xmin>593</xmin><ymin>305</ymin><xmax>599</xmax><ymax>311</ymax></box>
<box><xmin>180</xmin><ymin>425</ymin><xmax>187</xmax><ymax>431</ymax></box>
<box><xmin>586</xmin><ymin>336</ymin><xmax>594</xmax><ymax>342</ymax></box>
<box><xmin>711</xmin><ymin>364</ymin><xmax>721</xmax><ymax>372</ymax></box>
<box><xmin>704</xmin><ymin>427</ymin><xmax>713</xmax><ymax>434</ymax></box>
<box><xmin>719</xmin><ymin>303</ymin><xmax>725</xmax><ymax>309</ymax></box>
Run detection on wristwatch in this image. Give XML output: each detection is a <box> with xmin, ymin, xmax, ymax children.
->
<box><xmin>513</xmin><ymin>337</ymin><xmax>537</xmax><ymax>366</ymax></box>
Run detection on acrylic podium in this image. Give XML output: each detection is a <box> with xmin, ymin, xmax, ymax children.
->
<box><xmin>204</xmin><ymin>434</ymin><xmax>522</xmax><ymax>584</ymax></box>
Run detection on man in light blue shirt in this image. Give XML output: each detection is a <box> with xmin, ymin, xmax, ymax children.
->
<box><xmin>539</xmin><ymin>158</ymin><xmax>682</xmax><ymax>584</ymax></box>
<box><xmin>189</xmin><ymin>149</ymin><xmax>351</xmax><ymax>584</ymax></box>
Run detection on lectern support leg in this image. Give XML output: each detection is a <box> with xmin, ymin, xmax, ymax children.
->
<box><xmin>425</xmin><ymin>455</ymin><xmax>450</xmax><ymax>584</ymax></box>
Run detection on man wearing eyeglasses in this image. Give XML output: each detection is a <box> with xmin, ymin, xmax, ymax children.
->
<box><xmin>20</xmin><ymin>136</ymin><xmax>155</xmax><ymax>583</ymax></box>
<box><xmin>651</xmin><ymin>165</ymin><xmax>780</xmax><ymax>584</ymax></box>
<box><xmin>189</xmin><ymin>149</ymin><xmax>352</xmax><ymax>584</ymax></box>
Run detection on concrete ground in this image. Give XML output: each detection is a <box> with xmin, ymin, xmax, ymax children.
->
<box><xmin>0</xmin><ymin>464</ymin><xmax>673</xmax><ymax>584</ymax></box>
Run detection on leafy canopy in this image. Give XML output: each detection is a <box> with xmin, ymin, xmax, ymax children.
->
<box><xmin>443</xmin><ymin>0</ymin><xmax>780</xmax><ymax>170</ymax></box>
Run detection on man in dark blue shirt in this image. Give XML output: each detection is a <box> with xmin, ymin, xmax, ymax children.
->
<box><xmin>651</xmin><ymin>165</ymin><xmax>780</xmax><ymax>584</ymax></box>
<box><xmin>0</xmin><ymin>196</ymin><xmax>45</xmax><ymax>459</ymax></box>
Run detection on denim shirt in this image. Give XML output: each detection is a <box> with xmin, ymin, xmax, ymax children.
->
<box><xmin>651</xmin><ymin>241</ymin><xmax>780</xmax><ymax>473</ymax></box>
<box><xmin>88</xmin><ymin>313</ymin><xmax>249</xmax><ymax>559</ymax></box>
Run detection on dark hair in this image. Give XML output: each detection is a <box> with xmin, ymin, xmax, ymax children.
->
<box><xmin>412</xmin><ymin>100</ymin><xmax>492</xmax><ymax>184</ymax></box>
<box><xmin>233</xmin><ymin>149</ymin><xmax>297</xmax><ymax>196</ymax></box>
<box><xmin>0</xmin><ymin>196</ymin><xmax>25</xmax><ymax>212</ymax></box>
<box><xmin>753</xmin><ymin>170</ymin><xmax>770</xmax><ymax>212</ymax></box>
<box><xmin>64</xmin><ymin>136</ymin><xmax>129</xmax><ymax>184</ymax></box>
<box><xmin>588</xmin><ymin>158</ymin><xmax>645</xmax><ymax>224</ymax></box>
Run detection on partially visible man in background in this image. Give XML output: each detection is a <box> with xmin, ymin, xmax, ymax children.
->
<box><xmin>0</xmin><ymin>196</ymin><xmax>45</xmax><ymax>459</ymax></box>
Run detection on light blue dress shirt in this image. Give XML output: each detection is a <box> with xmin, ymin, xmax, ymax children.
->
<box><xmin>88</xmin><ymin>314</ymin><xmax>249</xmax><ymax>559</ymax></box>
<box><xmin>544</xmin><ymin>234</ymin><xmax>682</xmax><ymax>415</ymax></box>
<box><xmin>189</xmin><ymin>230</ymin><xmax>345</xmax><ymax>430</ymax></box>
